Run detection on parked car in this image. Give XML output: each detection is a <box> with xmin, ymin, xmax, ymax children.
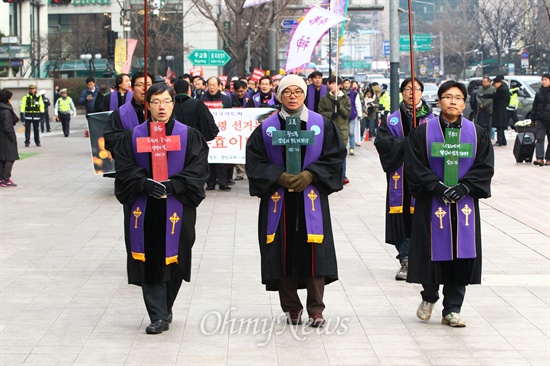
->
<box><xmin>422</xmin><ymin>82</ymin><xmax>439</xmax><ymax>107</ymax></box>
<box><xmin>464</xmin><ymin>76</ymin><xmax>539</xmax><ymax>122</ymax></box>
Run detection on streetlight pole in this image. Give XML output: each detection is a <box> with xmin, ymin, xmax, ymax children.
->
<box><xmin>463</xmin><ymin>48</ymin><xmax>478</xmax><ymax>80</ymax></box>
<box><xmin>80</xmin><ymin>50</ymin><xmax>102</xmax><ymax>78</ymax></box>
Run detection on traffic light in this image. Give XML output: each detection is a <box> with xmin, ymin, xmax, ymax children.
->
<box><xmin>51</xmin><ymin>0</ymin><xmax>71</xmax><ymax>4</ymax></box>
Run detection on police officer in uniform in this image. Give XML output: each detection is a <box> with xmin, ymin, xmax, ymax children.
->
<box><xmin>507</xmin><ymin>81</ymin><xmax>520</xmax><ymax>129</ymax></box>
<box><xmin>20</xmin><ymin>84</ymin><xmax>44</xmax><ymax>147</ymax></box>
<box><xmin>54</xmin><ymin>89</ymin><xmax>76</xmax><ymax>137</ymax></box>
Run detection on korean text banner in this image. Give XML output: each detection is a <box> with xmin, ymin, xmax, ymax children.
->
<box><xmin>208</xmin><ymin>107</ymin><xmax>276</xmax><ymax>164</ymax></box>
<box><xmin>87</xmin><ymin>111</ymin><xmax>115</xmax><ymax>175</ymax></box>
<box><xmin>285</xmin><ymin>6</ymin><xmax>347</xmax><ymax>71</ymax></box>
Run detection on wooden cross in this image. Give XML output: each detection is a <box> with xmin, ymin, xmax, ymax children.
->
<box><xmin>430</xmin><ymin>128</ymin><xmax>473</xmax><ymax>186</ymax></box>
<box><xmin>434</xmin><ymin>207</ymin><xmax>446</xmax><ymax>229</ymax></box>
<box><xmin>461</xmin><ymin>204</ymin><xmax>472</xmax><ymax>226</ymax></box>
<box><xmin>271</xmin><ymin>191</ymin><xmax>281</xmax><ymax>213</ymax></box>
<box><xmin>392</xmin><ymin>171</ymin><xmax>400</xmax><ymax>189</ymax></box>
<box><xmin>271</xmin><ymin>116</ymin><xmax>315</xmax><ymax>175</ymax></box>
<box><xmin>169</xmin><ymin>212</ymin><xmax>180</xmax><ymax>234</ymax></box>
<box><xmin>136</xmin><ymin>122</ymin><xmax>181</xmax><ymax>182</ymax></box>
<box><xmin>133</xmin><ymin>207</ymin><xmax>142</xmax><ymax>228</ymax></box>
<box><xmin>307</xmin><ymin>189</ymin><xmax>318</xmax><ymax>211</ymax></box>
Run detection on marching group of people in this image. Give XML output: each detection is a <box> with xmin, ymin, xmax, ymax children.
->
<box><xmin>1</xmin><ymin>69</ymin><xmax>549</xmax><ymax>335</ymax></box>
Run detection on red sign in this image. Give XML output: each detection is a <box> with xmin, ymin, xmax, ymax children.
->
<box><xmin>136</xmin><ymin>122</ymin><xmax>181</xmax><ymax>181</ymax></box>
<box><xmin>190</xmin><ymin>66</ymin><xmax>203</xmax><ymax>77</ymax></box>
<box><xmin>250</xmin><ymin>68</ymin><xmax>266</xmax><ymax>83</ymax></box>
<box><xmin>218</xmin><ymin>75</ymin><xmax>228</xmax><ymax>87</ymax></box>
<box><xmin>203</xmin><ymin>100</ymin><xmax>224</xmax><ymax>109</ymax></box>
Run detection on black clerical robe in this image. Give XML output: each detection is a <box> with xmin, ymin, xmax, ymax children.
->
<box><xmin>114</xmin><ymin>119</ymin><xmax>209</xmax><ymax>285</ymax></box>
<box><xmin>103</xmin><ymin>99</ymin><xmax>146</xmax><ymax>156</ymax></box>
<box><xmin>404</xmin><ymin>117</ymin><xmax>494</xmax><ymax>285</ymax></box>
<box><xmin>246</xmin><ymin>111</ymin><xmax>346</xmax><ymax>291</ymax></box>
<box><xmin>172</xmin><ymin>94</ymin><xmax>219</xmax><ymax>142</ymax></box>
<box><xmin>374</xmin><ymin>102</ymin><xmax>433</xmax><ymax>246</ymax></box>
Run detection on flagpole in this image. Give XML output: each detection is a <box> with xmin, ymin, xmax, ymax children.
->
<box><xmin>407</xmin><ymin>0</ymin><xmax>417</xmax><ymax>127</ymax></box>
<box><xmin>143</xmin><ymin>0</ymin><xmax>149</xmax><ymax>116</ymax></box>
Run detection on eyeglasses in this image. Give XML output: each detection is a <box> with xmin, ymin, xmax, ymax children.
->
<box><xmin>149</xmin><ymin>99</ymin><xmax>173</xmax><ymax>106</ymax></box>
<box><xmin>282</xmin><ymin>89</ymin><xmax>304</xmax><ymax>97</ymax></box>
<box><xmin>133</xmin><ymin>83</ymin><xmax>152</xmax><ymax>89</ymax></box>
<box><xmin>440</xmin><ymin>95</ymin><xmax>465</xmax><ymax>102</ymax></box>
<box><xmin>403</xmin><ymin>87</ymin><xmax>422</xmax><ymax>93</ymax></box>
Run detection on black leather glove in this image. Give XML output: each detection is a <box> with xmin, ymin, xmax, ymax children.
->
<box><xmin>277</xmin><ymin>172</ymin><xmax>294</xmax><ymax>189</ymax></box>
<box><xmin>288</xmin><ymin>170</ymin><xmax>313</xmax><ymax>193</ymax></box>
<box><xmin>431</xmin><ymin>181</ymin><xmax>451</xmax><ymax>205</ymax></box>
<box><xmin>143</xmin><ymin>178</ymin><xmax>166</xmax><ymax>199</ymax></box>
<box><xmin>161</xmin><ymin>180</ymin><xmax>175</xmax><ymax>195</ymax></box>
<box><xmin>444</xmin><ymin>183</ymin><xmax>469</xmax><ymax>202</ymax></box>
<box><xmin>331</xmin><ymin>99</ymin><xmax>340</xmax><ymax>108</ymax></box>
<box><xmin>20</xmin><ymin>113</ymin><xmax>24</xmax><ymax>121</ymax></box>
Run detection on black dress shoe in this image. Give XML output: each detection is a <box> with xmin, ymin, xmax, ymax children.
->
<box><xmin>167</xmin><ymin>313</ymin><xmax>173</xmax><ymax>323</ymax></box>
<box><xmin>25</xmin><ymin>143</ymin><xmax>30</xmax><ymax>147</ymax></box>
<box><xmin>205</xmin><ymin>185</ymin><xmax>215</xmax><ymax>191</ymax></box>
<box><xmin>219</xmin><ymin>186</ymin><xmax>231</xmax><ymax>191</ymax></box>
<box><xmin>146</xmin><ymin>319</ymin><xmax>169</xmax><ymax>334</ymax></box>
<box><xmin>493</xmin><ymin>142</ymin><xmax>502</xmax><ymax>146</ymax></box>
<box><xmin>36</xmin><ymin>143</ymin><xmax>41</xmax><ymax>147</ymax></box>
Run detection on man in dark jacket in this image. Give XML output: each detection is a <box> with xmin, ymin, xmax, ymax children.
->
<box><xmin>532</xmin><ymin>73</ymin><xmax>550</xmax><ymax>166</ymax></box>
<box><xmin>94</xmin><ymin>73</ymin><xmax>132</xmax><ymax>112</ymax></box>
<box><xmin>78</xmin><ymin>77</ymin><xmax>99</xmax><ymax>118</ymax></box>
<box><xmin>481</xmin><ymin>75</ymin><xmax>510</xmax><ymax>146</ymax></box>
<box><xmin>172</xmin><ymin>79</ymin><xmax>219</xmax><ymax>142</ymax></box>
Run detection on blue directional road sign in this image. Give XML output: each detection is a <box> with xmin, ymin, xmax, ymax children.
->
<box><xmin>281</xmin><ymin>19</ymin><xmax>298</xmax><ymax>29</ymax></box>
<box><xmin>383</xmin><ymin>40</ymin><xmax>390</xmax><ymax>56</ymax></box>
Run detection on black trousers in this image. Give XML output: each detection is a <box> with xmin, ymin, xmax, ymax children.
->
<box><xmin>141</xmin><ymin>269</ymin><xmax>184</xmax><ymax>322</ymax></box>
<box><xmin>206</xmin><ymin>163</ymin><xmax>229</xmax><ymax>188</ymax></box>
<box><xmin>40</xmin><ymin>112</ymin><xmax>51</xmax><ymax>132</ymax></box>
<box><xmin>59</xmin><ymin>114</ymin><xmax>71</xmax><ymax>136</ymax></box>
<box><xmin>0</xmin><ymin>160</ymin><xmax>14</xmax><ymax>181</ymax></box>
<box><xmin>24</xmin><ymin>118</ymin><xmax>40</xmax><ymax>145</ymax></box>
<box><xmin>421</xmin><ymin>284</ymin><xmax>466</xmax><ymax>317</ymax></box>
<box><xmin>496</xmin><ymin>127</ymin><xmax>507</xmax><ymax>145</ymax></box>
<box><xmin>278</xmin><ymin>276</ymin><xmax>325</xmax><ymax>316</ymax></box>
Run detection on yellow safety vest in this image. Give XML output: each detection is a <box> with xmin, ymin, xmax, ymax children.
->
<box><xmin>58</xmin><ymin>97</ymin><xmax>73</xmax><ymax>113</ymax></box>
<box><xmin>508</xmin><ymin>87</ymin><xmax>519</xmax><ymax>109</ymax></box>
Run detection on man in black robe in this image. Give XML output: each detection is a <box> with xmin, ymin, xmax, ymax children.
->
<box><xmin>480</xmin><ymin>75</ymin><xmax>510</xmax><ymax>146</ymax></box>
<box><xmin>113</xmin><ymin>83</ymin><xmax>209</xmax><ymax>334</ymax></box>
<box><xmin>405</xmin><ymin>80</ymin><xmax>494</xmax><ymax>327</ymax></box>
<box><xmin>103</xmin><ymin>71</ymin><xmax>153</xmax><ymax>156</ymax></box>
<box><xmin>94</xmin><ymin>73</ymin><xmax>133</xmax><ymax>112</ymax></box>
<box><xmin>246</xmin><ymin>75</ymin><xmax>346</xmax><ymax>327</ymax></box>
<box><xmin>172</xmin><ymin>79</ymin><xmax>219</xmax><ymax>142</ymax></box>
<box><xmin>374</xmin><ymin>77</ymin><xmax>434</xmax><ymax>281</ymax></box>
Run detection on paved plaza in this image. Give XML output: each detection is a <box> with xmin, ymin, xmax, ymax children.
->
<box><xmin>1</xmin><ymin>115</ymin><xmax>549</xmax><ymax>365</ymax></box>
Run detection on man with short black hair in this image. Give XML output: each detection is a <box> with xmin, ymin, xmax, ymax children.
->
<box><xmin>95</xmin><ymin>73</ymin><xmax>133</xmax><ymax>112</ymax></box>
<box><xmin>246</xmin><ymin>76</ymin><xmax>277</xmax><ymax>108</ymax></box>
<box><xmin>405</xmin><ymin>80</ymin><xmax>494</xmax><ymax>327</ymax></box>
<box><xmin>113</xmin><ymin>82</ymin><xmax>209</xmax><ymax>334</ymax></box>
<box><xmin>20</xmin><ymin>84</ymin><xmax>44</xmax><ymax>147</ymax></box>
<box><xmin>306</xmin><ymin>71</ymin><xmax>326</xmax><ymax>112</ymax></box>
<box><xmin>78</xmin><ymin>77</ymin><xmax>99</xmax><ymax>118</ymax></box>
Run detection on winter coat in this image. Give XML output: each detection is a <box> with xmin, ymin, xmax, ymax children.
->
<box><xmin>0</xmin><ymin>102</ymin><xmax>20</xmax><ymax>161</ymax></box>
<box><xmin>481</xmin><ymin>84</ymin><xmax>510</xmax><ymax>128</ymax></box>
<box><xmin>532</xmin><ymin>86</ymin><xmax>550</xmax><ymax>122</ymax></box>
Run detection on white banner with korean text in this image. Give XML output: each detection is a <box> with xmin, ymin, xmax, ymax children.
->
<box><xmin>208</xmin><ymin>107</ymin><xmax>277</xmax><ymax>164</ymax></box>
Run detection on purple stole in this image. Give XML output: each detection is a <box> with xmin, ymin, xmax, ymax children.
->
<box><xmin>119</xmin><ymin>102</ymin><xmax>140</xmax><ymax>130</ymax></box>
<box><xmin>427</xmin><ymin>117</ymin><xmax>477</xmax><ymax>261</ymax></box>
<box><xmin>129</xmin><ymin>120</ymin><xmax>188</xmax><ymax>265</ymax></box>
<box><xmin>307</xmin><ymin>84</ymin><xmax>327</xmax><ymax>111</ymax></box>
<box><xmin>261</xmin><ymin>111</ymin><xmax>325</xmax><ymax>244</ymax></box>
<box><xmin>243</xmin><ymin>92</ymin><xmax>251</xmax><ymax>107</ymax></box>
<box><xmin>109</xmin><ymin>90</ymin><xmax>133</xmax><ymax>111</ymax></box>
<box><xmin>253</xmin><ymin>93</ymin><xmax>276</xmax><ymax>107</ymax></box>
<box><xmin>386</xmin><ymin>110</ymin><xmax>432</xmax><ymax>214</ymax></box>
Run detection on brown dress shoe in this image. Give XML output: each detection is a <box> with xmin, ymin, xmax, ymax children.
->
<box><xmin>286</xmin><ymin>310</ymin><xmax>303</xmax><ymax>325</ymax></box>
<box><xmin>308</xmin><ymin>312</ymin><xmax>325</xmax><ymax>327</ymax></box>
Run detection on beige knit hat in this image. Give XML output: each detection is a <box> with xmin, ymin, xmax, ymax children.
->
<box><xmin>276</xmin><ymin>74</ymin><xmax>307</xmax><ymax>100</ymax></box>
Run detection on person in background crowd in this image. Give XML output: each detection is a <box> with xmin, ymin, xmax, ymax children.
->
<box><xmin>480</xmin><ymin>75</ymin><xmax>510</xmax><ymax>146</ymax></box>
<box><xmin>39</xmin><ymin>90</ymin><xmax>51</xmax><ymax>133</ymax></box>
<box><xmin>0</xmin><ymin>88</ymin><xmax>20</xmax><ymax>187</ymax></box>
<box><xmin>78</xmin><ymin>77</ymin><xmax>99</xmax><ymax>118</ymax></box>
<box><xmin>532</xmin><ymin>73</ymin><xmax>550</xmax><ymax>166</ymax></box>
<box><xmin>306</xmin><ymin>71</ymin><xmax>326</xmax><ymax>113</ymax></box>
<box><xmin>54</xmin><ymin>89</ymin><xmax>77</xmax><ymax>137</ymax></box>
<box><xmin>318</xmin><ymin>76</ymin><xmax>351</xmax><ymax>184</ymax></box>
<box><xmin>20</xmin><ymin>83</ymin><xmax>44</xmax><ymax>147</ymax></box>
<box><xmin>193</xmin><ymin>76</ymin><xmax>206</xmax><ymax>99</ymax></box>
<box><xmin>475</xmin><ymin>77</ymin><xmax>495</xmax><ymax>138</ymax></box>
<box><xmin>95</xmin><ymin>73</ymin><xmax>133</xmax><ymax>112</ymax></box>
<box><xmin>363</xmin><ymin>88</ymin><xmax>379</xmax><ymax>141</ymax></box>
<box><xmin>246</xmin><ymin>76</ymin><xmax>277</xmax><ymax>108</ymax></box>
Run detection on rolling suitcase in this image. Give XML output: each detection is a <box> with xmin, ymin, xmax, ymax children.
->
<box><xmin>513</xmin><ymin>126</ymin><xmax>536</xmax><ymax>163</ymax></box>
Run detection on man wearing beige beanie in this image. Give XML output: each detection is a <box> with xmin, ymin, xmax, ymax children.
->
<box><xmin>246</xmin><ymin>74</ymin><xmax>346</xmax><ymax>327</ymax></box>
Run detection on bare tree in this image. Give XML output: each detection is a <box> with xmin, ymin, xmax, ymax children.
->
<box><xmin>127</xmin><ymin>2</ymin><xmax>189</xmax><ymax>75</ymax></box>
<box><xmin>433</xmin><ymin>1</ymin><xmax>481</xmax><ymax>78</ymax></box>
<box><xmin>478</xmin><ymin>0</ymin><xmax>529</xmax><ymax>68</ymax></box>
<box><xmin>191</xmin><ymin>0</ymin><xmax>296</xmax><ymax>76</ymax></box>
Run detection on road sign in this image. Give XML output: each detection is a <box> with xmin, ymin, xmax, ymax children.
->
<box><xmin>399</xmin><ymin>34</ymin><xmax>432</xmax><ymax>52</ymax></box>
<box><xmin>383</xmin><ymin>40</ymin><xmax>390</xmax><ymax>56</ymax></box>
<box><xmin>340</xmin><ymin>60</ymin><xmax>369</xmax><ymax>68</ymax></box>
<box><xmin>521</xmin><ymin>50</ymin><xmax>529</xmax><ymax>59</ymax></box>
<box><xmin>521</xmin><ymin>58</ymin><xmax>529</xmax><ymax>69</ymax></box>
<box><xmin>0</xmin><ymin>45</ymin><xmax>31</xmax><ymax>59</ymax></box>
<box><xmin>420</xmin><ymin>64</ymin><xmax>426</xmax><ymax>75</ymax></box>
<box><xmin>281</xmin><ymin>19</ymin><xmax>298</xmax><ymax>28</ymax></box>
<box><xmin>187</xmin><ymin>49</ymin><xmax>231</xmax><ymax>67</ymax></box>
<box><xmin>10</xmin><ymin>59</ymin><xmax>23</xmax><ymax>67</ymax></box>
